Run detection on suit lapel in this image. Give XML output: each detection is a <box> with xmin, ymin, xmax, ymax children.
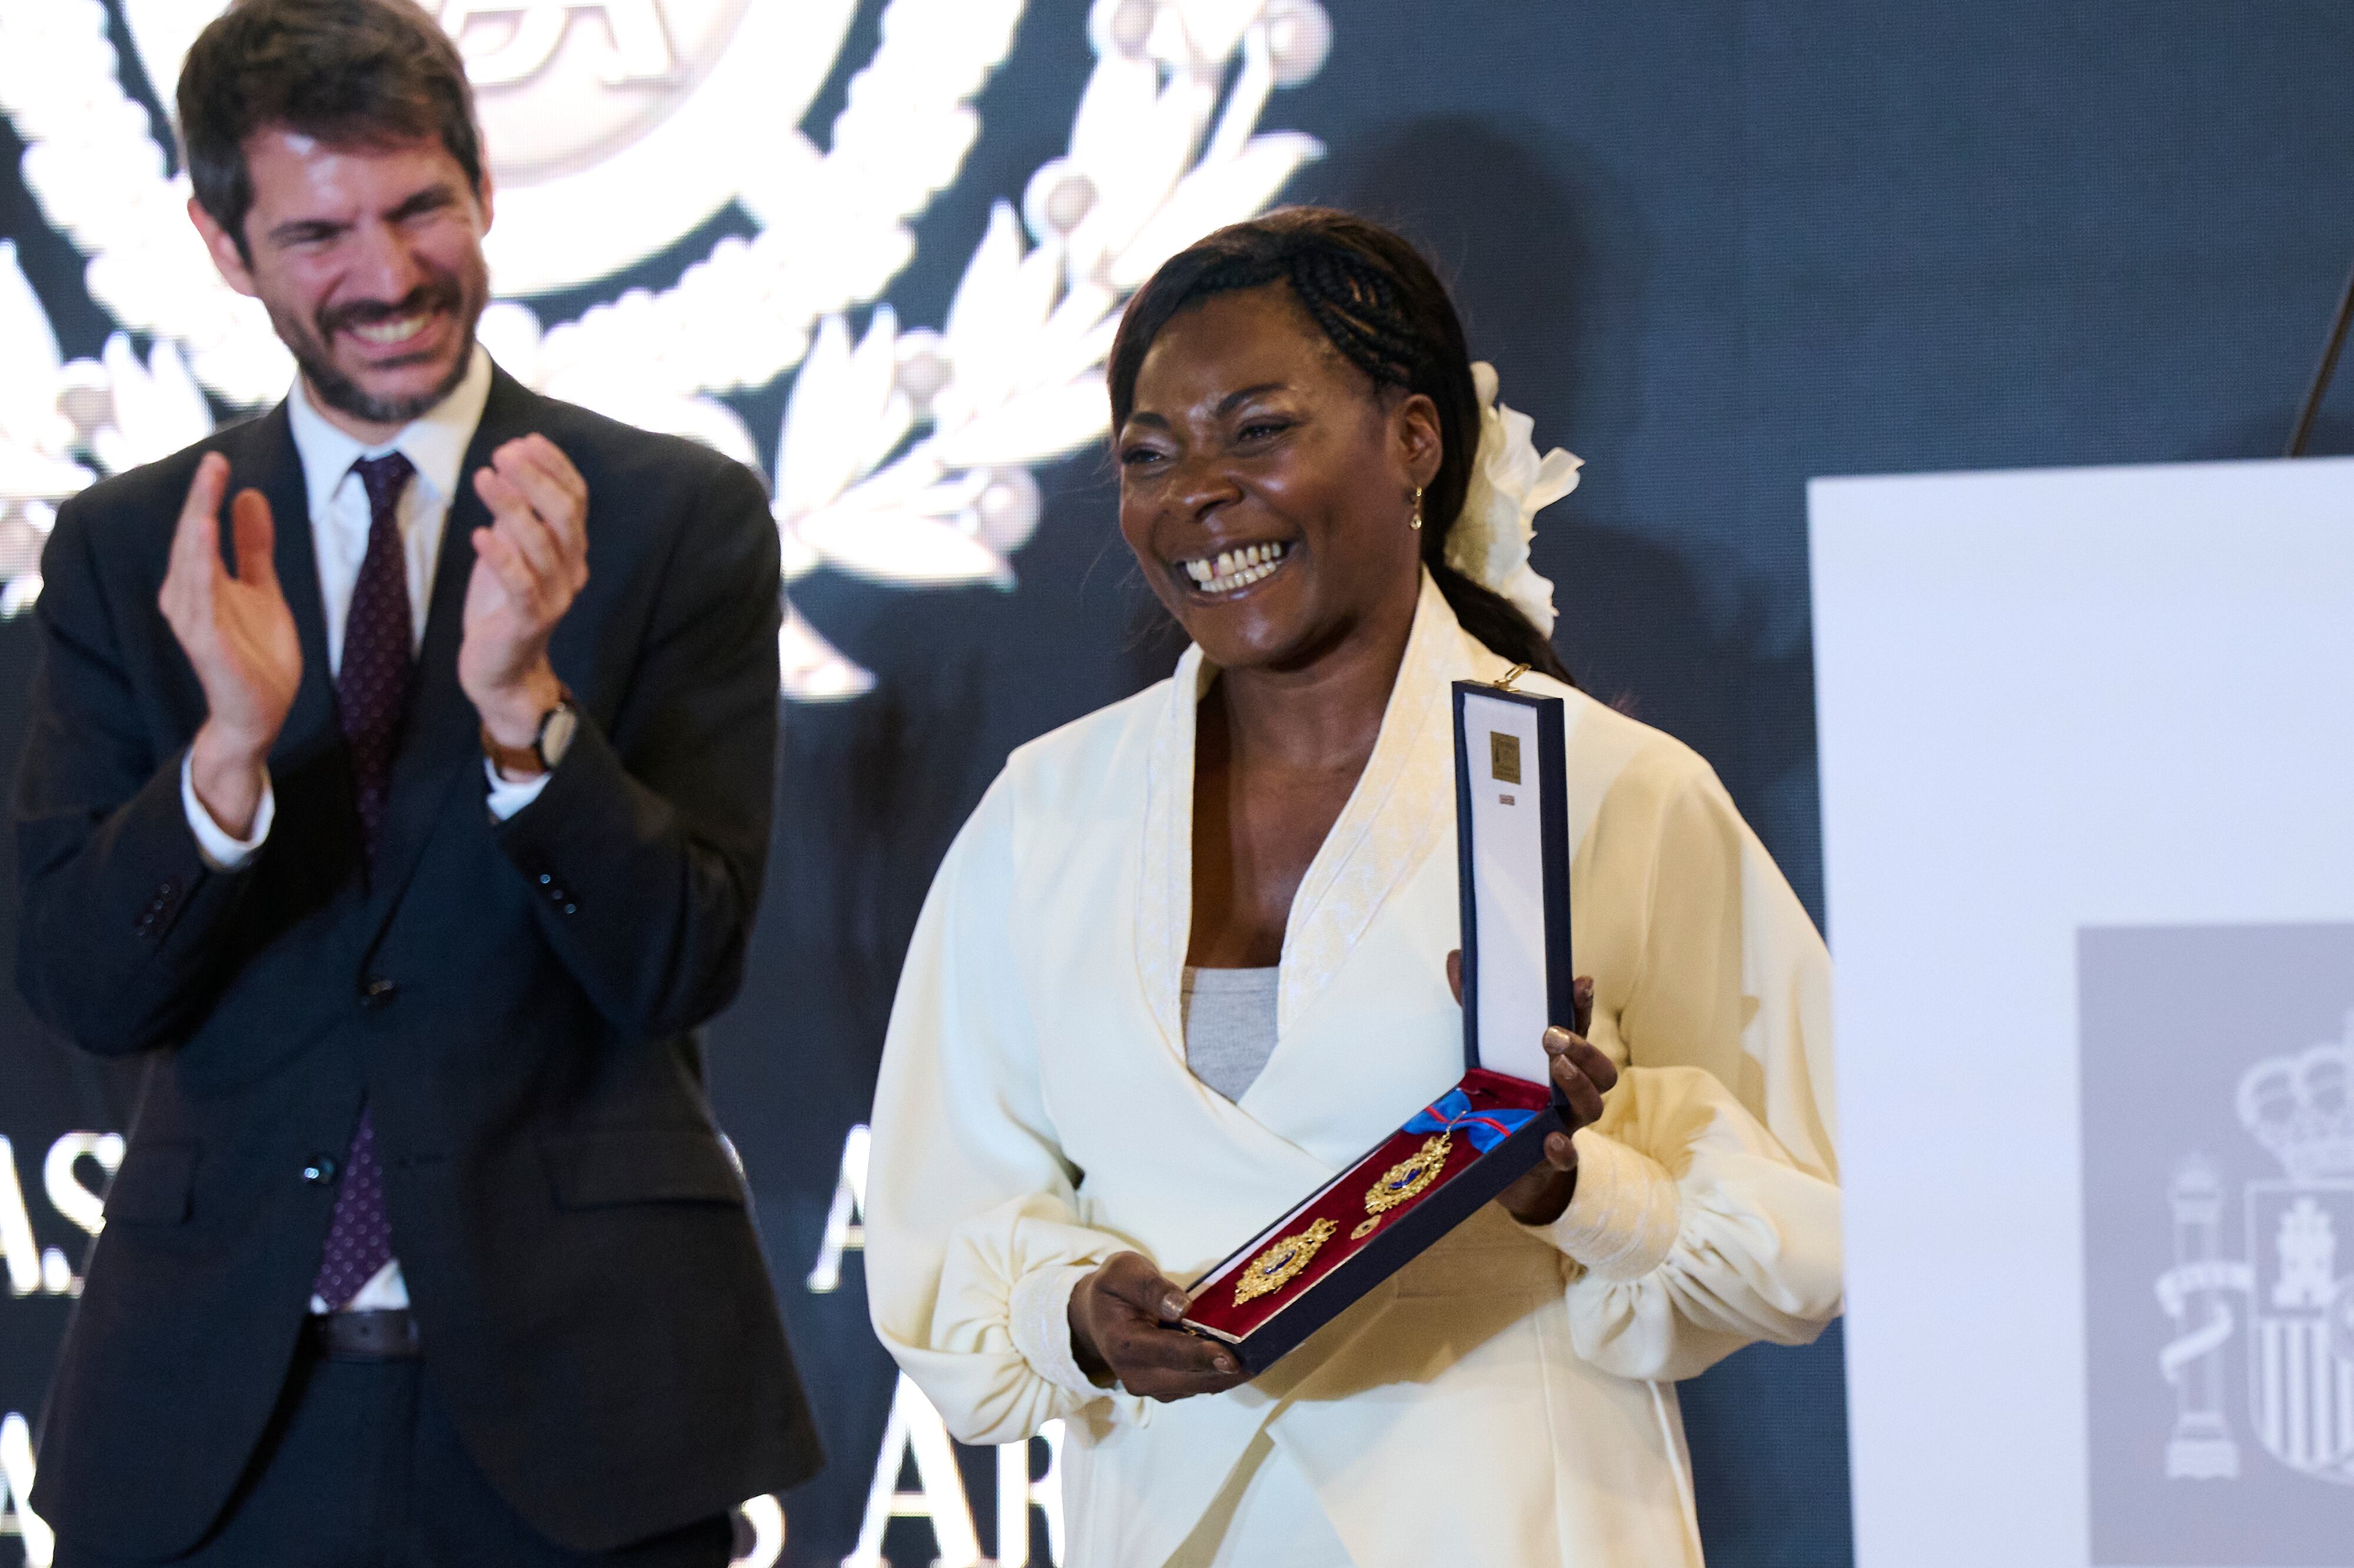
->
<box><xmin>359</xmin><ymin>368</ymin><xmax>539</xmax><ymax>928</ymax></box>
<box><xmin>231</xmin><ymin>404</ymin><xmax>337</xmax><ymax>753</ymax></box>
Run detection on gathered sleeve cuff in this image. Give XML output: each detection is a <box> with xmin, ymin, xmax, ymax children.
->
<box><xmin>1514</xmin><ymin>745</ymin><xmax>1843</xmax><ymax>1382</ymax></box>
<box><xmin>1008</xmin><ymin>1262</ymin><xmax>1105</xmax><ymax>1400</ymax></box>
<box><xmin>904</xmin><ymin>1196</ymin><xmax>1152</xmax><ymax>1443</ymax></box>
<box><xmin>1537</xmin><ymin>1065</ymin><xmax>1844</xmax><ymax>1383</ymax></box>
<box><xmin>1535</xmin><ymin>1127</ymin><xmax>1681</xmax><ymax>1281</ymax></box>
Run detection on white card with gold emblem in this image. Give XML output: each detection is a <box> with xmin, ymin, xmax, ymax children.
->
<box><xmin>1452</xmin><ymin>680</ymin><xmax>1574</xmax><ymax>1089</ymax></box>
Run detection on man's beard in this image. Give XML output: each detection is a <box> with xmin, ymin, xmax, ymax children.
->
<box><xmin>272</xmin><ymin>275</ymin><xmax>483</xmax><ymax>428</ymax></box>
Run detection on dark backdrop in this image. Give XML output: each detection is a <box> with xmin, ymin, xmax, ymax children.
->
<box><xmin>4</xmin><ymin>4</ymin><xmax>2352</xmax><ymax>1566</ymax></box>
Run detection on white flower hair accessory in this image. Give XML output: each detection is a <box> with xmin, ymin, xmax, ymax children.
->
<box><xmin>1444</xmin><ymin>361</ymin><xmax>1582</xmax><ymax>640</ymax></box>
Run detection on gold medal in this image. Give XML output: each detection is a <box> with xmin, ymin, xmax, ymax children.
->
<box><xmin>1233</xmin><ymin>1218</ymin><xmax>1339</xmax><ymax>1306</ymax></box>
<box><xmin>1363</xmin><ymin>1131</ymin><xmax>1452</xmax><ymax>1215</ymax></box>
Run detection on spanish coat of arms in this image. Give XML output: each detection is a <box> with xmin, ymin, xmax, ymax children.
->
<box><xmin>2159</xmin><ymin>1013</ymin><xmax>2354</xmax><ymax>1484</ymax></box>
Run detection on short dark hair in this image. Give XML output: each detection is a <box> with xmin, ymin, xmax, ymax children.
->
<box><xmin>178</xmin><ymin>0</ymin><xmax>483</xmax><ymax>252</ymax></box>
<box><xmin>1108</xmin><ymin>207</ymin><xmax>1573</xmax><ymax>684</ymax></box>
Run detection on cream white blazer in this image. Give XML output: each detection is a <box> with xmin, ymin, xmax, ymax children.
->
<box><xmin>867</xmin><ymin>574</ymin><xmax>1844</xmax><ymax>1567</ymax></box>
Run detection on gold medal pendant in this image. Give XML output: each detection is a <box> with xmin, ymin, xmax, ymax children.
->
<box><xmin>1364</xmin><ymin>1131</ymin><xmax>1452</xmax><ymax>1215</ymax></box>
<box><xmin>1234</xmin><ymin>1218</ymin><xmax>1339</xmax><ymax>1306</ymax></box>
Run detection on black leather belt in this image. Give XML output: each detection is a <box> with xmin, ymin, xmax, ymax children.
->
<box><xmin>304</xmin><ymin>1308</ymin><xmax>420</xmax><ymax>1359</ymax></box>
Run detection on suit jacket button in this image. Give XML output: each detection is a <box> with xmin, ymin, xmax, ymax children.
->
<box><xmin>302</xmin><ymin>1156</ymin><xmax>339</xmax><ymax>1185</ymax></box>
<box><xmin>359</xmin><ymin>977</ymin><xmax>397</xmax><ymax>1010</ymax></box>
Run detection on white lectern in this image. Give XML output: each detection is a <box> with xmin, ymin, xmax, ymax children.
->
<box><xmin>1811</xmin><ymin>458</ymin><xmax>2354</xmax><ymax>1568</ymax></box>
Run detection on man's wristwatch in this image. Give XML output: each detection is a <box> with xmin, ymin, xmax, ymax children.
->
<box><xmin>483</xmin><ymin>688</ymin><xmax>578</xmax><ymax>779</ymax></box>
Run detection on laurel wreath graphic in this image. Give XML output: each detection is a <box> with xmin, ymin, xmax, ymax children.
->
<box><xmin>0</xmin><ymin>0</ymin><xmax>1332</xmax><ymax>698</ymax></box>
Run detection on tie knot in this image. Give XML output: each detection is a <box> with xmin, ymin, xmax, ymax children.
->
<box><xmin>351</xmin><ymin>451</ymin><xmax>416</xmax><ymax>525</ymax></box>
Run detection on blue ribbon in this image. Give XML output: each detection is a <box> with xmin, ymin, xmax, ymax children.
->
<box><xmin>1402</xmin><ymin>1088</ymin><xmax>1537</xmax><ymax>1153</ymax></box>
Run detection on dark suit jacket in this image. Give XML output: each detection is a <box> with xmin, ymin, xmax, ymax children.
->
<box><xmin>14</xmin><ymin>367</ymin><xmax>822</xmax><ymax>1558</ymax></box>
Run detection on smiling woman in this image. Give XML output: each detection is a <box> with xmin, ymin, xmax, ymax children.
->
<box><xmin>865</xmin><ymin>208</ymin><xmax>1845</xmax><ymax>1566</ymax></box>
<box><xmin>1110</xmin><ymin>208</ymin><xmax>1576</xmax><ymax>690</ymax></box>
<box><xmin>1114</xmin><ymin>280</ymin><xmax>1427</xmax><ymax>693</ymax></box>
<box><xmin>1106</xmin><ymin>214</ymin><xmax>1575</xmax><ymax>976</ymax></box>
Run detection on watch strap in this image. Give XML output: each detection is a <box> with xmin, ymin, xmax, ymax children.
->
<box><xmin>482</xmin><ymin>729</ymin><xmax>541</xmax><ymax>779</ymax></box>
<box><xmin>481</xmin><ymin>685</ymin><xmax>574</xmax><ymax>780</ymax></box>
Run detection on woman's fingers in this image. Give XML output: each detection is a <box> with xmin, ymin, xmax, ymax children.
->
<box><xmin>1097</xmin><ymin>1251</ymin><xmax>1187</xmax><ymax>1321</ymax></box>
<box><xmin>1111</xmin><ymin>1333</ymin><xmax>1244</xmax><ymax>1400</ymax></box>
<box><xmin>1540</xmin><ymin>1025</ymin><xmax>1617</xmax><ymax>1092</ymax></box>
<box><xmin>1108</xmin><ymin>1317</ymin><xmax>1236</xmax><ymax>1380</ymax></box>
<box><xmin>1552</xmin><ymin>1056</ymin><xmax>1605</xmax><ymax>1127</ymax></box>
<box><xmin>1543</xmin><ymin>1025</ymin><xmax>1617</xmax><ymax>1130</ymax></box>
<box><xmin>1572</xmin><ymin>974</ymin><xmax>1594</xmax><ymax>1038</ymax></box>
<box><xmin>1086</xmin><ymin>1253</ymin><xmax>1244</xmax><ymax>1395</ymax></box>
<box><xmin>1570</xmin><ymin>1037</ymin><xmax>1618</xmax><ymax>1094</ymax></box>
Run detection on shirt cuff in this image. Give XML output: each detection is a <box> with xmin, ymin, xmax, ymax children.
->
<box><xmin>1006</xmin><ymin>1262</ymin><xmax>1106</xmax><ymax>1399</ymax></box>
<box><xmin>1531</xmin><ymin>1127</ymin><xmax>1681</xmax><ymax>1282</ymax></box>
<box><xmin>483</xmin><ymin>758</ymin><xmax>553</xmax><ymax>821</ymax></box>
<box><xmin>180</xmin><ymin>750</ymin><xmax>274</xmax><ymax>871</ymax></box>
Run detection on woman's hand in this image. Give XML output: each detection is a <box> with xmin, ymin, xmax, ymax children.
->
<box><xmin>1068</xmin><ymin>1252</ymin><xmax>1251</xmax><ymax>1401</ymax></box>
<box><xmin>1445</xmin><ymin>952</ymin><xmax>1613</xmax><ymax>1226</ymax></box>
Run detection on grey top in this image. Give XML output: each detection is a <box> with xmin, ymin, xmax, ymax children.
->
<box><xmin>1181</xmin><ymin>965</ymin><xmax>1281</xmax><ymax>1103</ymax></box>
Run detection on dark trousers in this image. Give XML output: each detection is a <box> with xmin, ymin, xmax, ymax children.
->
<box><xmin>54</xmin><ymin>1334</ymin><xmax>735</xmax><ymax>1568</ymax></box>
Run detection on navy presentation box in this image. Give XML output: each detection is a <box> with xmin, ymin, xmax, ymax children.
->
<box><xmin>1183</xmin><ymin>679</ymin><xmax>1575</xmax><ymax>1371</ymax></box>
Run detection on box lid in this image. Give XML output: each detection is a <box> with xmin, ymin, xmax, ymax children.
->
<box><xmin>1452</xmin><ymin>680</ymin><xmax>1575</xmax><ymax>1088</ymax></box>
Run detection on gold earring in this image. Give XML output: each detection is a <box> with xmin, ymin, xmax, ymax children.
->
<box><xmin>1409</xmin><ymin>486</ymin><xmax>1424</xmax><ymax>531</ymax></box>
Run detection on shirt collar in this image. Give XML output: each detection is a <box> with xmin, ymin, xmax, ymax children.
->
<box><xmin>285</xmin><ymin>344</ymin><xmax>494</xmax><ymax>523</ymax></box>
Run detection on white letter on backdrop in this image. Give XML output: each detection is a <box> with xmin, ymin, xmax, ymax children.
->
<box><xmin>842</xmin><ymin>1374</ymin><xmax>980</xmax><ymax>1568</ymax></box>
<box><xmin>806</xmin><ymin>1124</ymin><xmax>870</xmax><ymax>1293</ymax></box>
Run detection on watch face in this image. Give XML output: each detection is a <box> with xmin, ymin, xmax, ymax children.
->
<box><xmin>538</xmin><ymin>704</ymin><xmax>580</xmax><ymax>769</ymax></box>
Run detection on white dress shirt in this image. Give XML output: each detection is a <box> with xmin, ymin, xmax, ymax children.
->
<box><xmin>178</xmin><ymin>346</ymin><xmax>553</xmax><ymax>1311</ymax></box>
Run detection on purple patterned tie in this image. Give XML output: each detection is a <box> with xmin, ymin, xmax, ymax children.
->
<box><xmin>312</xmin><ymin>451</ymin><xmax>414</xmax><ymax>1310</ymax></box>
<box><xmin>336</xmin><ymin>451</ymin><xmax>417</xmax><ymax>869</ymax></box>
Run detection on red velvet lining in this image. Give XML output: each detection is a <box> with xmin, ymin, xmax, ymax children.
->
<box><xmin>1186</xmin><ymin>1068</ymin><xmax>1552</xmax><ymax>1339</ymax></box>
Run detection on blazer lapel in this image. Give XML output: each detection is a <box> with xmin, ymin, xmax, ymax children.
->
<box><xmin>228</xmin><ymin>404</ymin><xmax>337</xmax><ymax>753</ymax></box>
<box><xmin>358</xmin><ymin>368</ymin><xmax>538</xmax><ymax>928</ymax></box>
<box><xmin>1273</xmin><ymin>571</ymin><xmax>1465</xmax><ymax>1036</ymax></box>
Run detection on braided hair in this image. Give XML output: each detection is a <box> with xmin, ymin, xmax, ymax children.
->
<box><xmin>1108</xmin><ymin>207</ymin><xmax>1573</xmax><ymax>685</ymax></box>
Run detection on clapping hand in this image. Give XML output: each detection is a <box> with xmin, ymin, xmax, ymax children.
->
<box><xmin>460</xmin><ymin>435</ymin><xmax>588</xmax><ymax>750</ymax></box>
<box><xmin>1067</xmin><ymin>1252</ymin><xmax>1249</xmax><ymax>1401</ymax></box>
<box><xmin>1445</xmin><ymin>951</ymin><xmax>1613</xmax><ymax>1225</ymax></box>
<box><xmin>158</xmin><ymin>453</ymin><xmax>300</xmax><ymax>840</ymax></box>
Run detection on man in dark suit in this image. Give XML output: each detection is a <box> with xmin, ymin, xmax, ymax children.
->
<box><xmin>13</xmin><ymin>2</ymin><xmax>821</xmax><ymax>1562</ymax></box>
